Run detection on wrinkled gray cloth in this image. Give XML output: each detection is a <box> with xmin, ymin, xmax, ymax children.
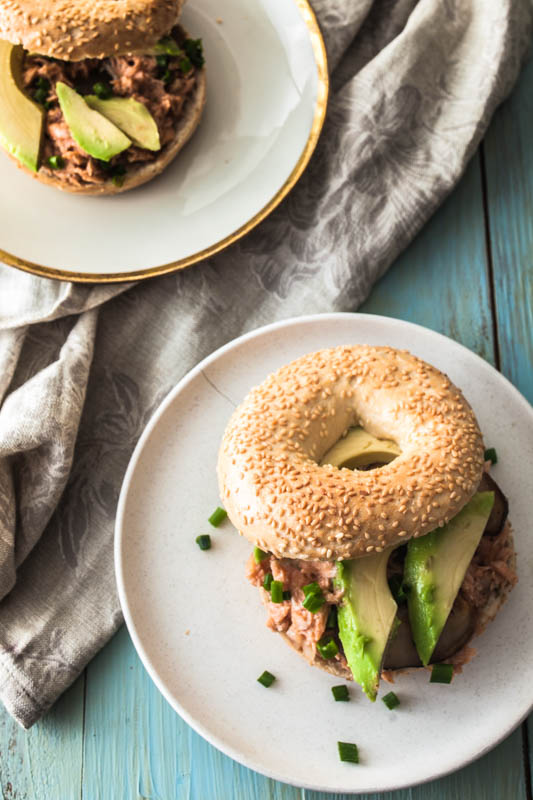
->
<box><xmin>0</xmin><ymin>0</ymin><xmax>531</xmax><ymax>728</ymax></box>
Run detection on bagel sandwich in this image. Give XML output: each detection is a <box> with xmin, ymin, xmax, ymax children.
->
<box><xmin>0</xmin><ymin>0</ymin><xmax>206</xmax><ymax>193</ymax></box>
<box><xmin>217</xmin><ymin>345</ymin><xmax>517</xmax><ymax>700</ymax></box>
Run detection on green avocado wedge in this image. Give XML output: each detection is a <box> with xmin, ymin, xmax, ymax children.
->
<box><xmin>84</xmin><ymin>95</ymin><xmax>160</xmax><ymax>151</ymax></box>
<box><xmin>404</xmin><ymin>491</ymin><xmax>495</xmax><ymax>666</ymax></box>
<box><xmin>0</xmin><ymin>40</ymin><xmax>43</xmax><ymax>172</ymax></box>
<box><xmin>321</xmin><ymin>426</ymin><xmax>399</xmax><ymax>701</ymax></box>
<box><xmin>334</xmin><ymin>553</ymin><xmax>397</xmax><ymax>701</ymax></box>
<box><xmin>56</xmin><ymin>82</ymin><xmax>131</xmax><ymax>161</ymax></box>
<box><xmin>321</xmin><ymin>426</ymin><xmax>400</xmax><ymax>470</ymax></box>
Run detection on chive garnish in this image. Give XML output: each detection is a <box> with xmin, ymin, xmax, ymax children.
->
<box><xmin>257</xmin><ymin>670</ymin><xmax>276</xmax><ymax>687</ymax></box>
<box><xmin>317</xmin><ymin>636</ymin><xmax>339</xmax><ymax>659</ymax></box>
<box><xmin>303</xmin><ymin>591</ymin><xmax>325</xmax><ymax>613</ymax></box>
<box><xmin>93</xmin><ymin>81</ymin><xmax>112</xmax><ymax>99</ymax></box>
<box><xmin>388</xmin><ymin>574</ymin><xmax>408</xmax><ymax>604</ymax></box>
<box><xmin>178</xmin><ymin>56</ymin><xmax>192</xmax><ymax>74</ymax></box>
<box><xmin>302</xmin><ymin>581</ymin><xmax>325</xmax><ymax>613</ymax></box>
<box><xmin>382</xmin><ymin>691</ymin><xmax>400</xmax><ymax>710</ymax></box>
<box><xmin>156</xmin><ymin>54</ymin><xmax>168</xmax><ymax>68</ymax></box>
<box><xmin>263</xmin><ymin>573</ymin><xmax>273</xmax><ymax>591</ymax></box>
<box><xmin>430</xmin><ymin>663</ymin><xmax>453</xmax><ymax>684</ymax></box>
<box><xmin>331</xmin><ymin>685</ymin><xmax>349</xmax><ymax>702</ymax></box>
<box><xmin>484</xmin><ymin>447</ymin><xmax>498</xmax><ymax>464</ymax></box>
<box><xmin>161</xmin><ymin>68</ymin><xmax>172</xmax><ymax>84</ymax></box>
<box><xmin>208</xmin><ymin>506</ymin><xmax>227</xmax><ymax>527</ymax></box>
<box><xmin>36</xmin><ymin>77</ymin><xmax>50</xmax><ymax>91</ymax></box>
<box><xmin>282</xmin><ymin>590</ymin><xmax>291</xmax><ymax>601</ymax></box>
<box><xmin>48</xmin><ymin>155</ymin><xmax>65</xmax><ymax>169</ymax></box>
<box><xmin>33</xmin><ymin>87</ymin><xmax>48</xmax><ymax>104</ymax></box>
<box><xmin>270</xmin><ymin>580</ymin><xmax>284</xmax><ymax>603</ymax></box>
<box><xmin>326</xmin><ymin>605</ymin><xmax>337</xmax><ymax>629</ymax></box>
<box><xmin>183</xmin><ymin>38</ymin><xmax>205</xmax><ymax>68</ymax></box>
<box><xmin>195</xmin><ymin>534</ymin><xmax>211</xmax><ymax>550</ymax></box>
<box><xmin>337</xmin><ymin>741</ymin><xmax>359</xmax><ymax>763</ymax></box>
<box><xmin>253</xmin><ymin>546</ymin><xmax>268</xmax><ymax>563</ymax></box>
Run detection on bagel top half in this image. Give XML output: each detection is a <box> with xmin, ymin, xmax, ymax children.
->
<box><xmin>217</xmin><ymin>345</ymin><xmax>485</xmax><ymax>561</ymax></box>
<box><xmin>0</xmin><ymin>0</ymin><xmax>184</xmax><ymax>61</ymax></box>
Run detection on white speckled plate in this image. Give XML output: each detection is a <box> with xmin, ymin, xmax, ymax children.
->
<box><xmin>115</xmin><ymin>313</ymin><xmax>533</xmax><ymax>794</ymax></box>
<box><xmin>0</xmin><ymin>0</ymin><xmax>327</xmax><ymax>282</ymax></box>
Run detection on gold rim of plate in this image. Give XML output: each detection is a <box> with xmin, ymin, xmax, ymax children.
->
<box><xmin>1</xmin><ymin>0</ymin><xmax>329</xmax><ymax>284</ymax></box>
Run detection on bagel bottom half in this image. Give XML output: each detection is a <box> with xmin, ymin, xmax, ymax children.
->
<box><xmin>256</xmin><ymin>524</ymin><xmax>516</xmax><ymax>683</ymax></box>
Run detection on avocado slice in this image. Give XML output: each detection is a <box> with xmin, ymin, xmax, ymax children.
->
<box><xmin>404</xmin><ymin>491</ymin><xmax>495</xmax><ymax>666</ymax></box>
<box><xmin>321</xmin><ymin>427</ymin><xmax>399</xmax><ymax>700</ymax></box>
<box><xmin>0</xmin><ymin>40</ymin><xmax>43</xmax><ymax>172</ymax></box>
<box><xmin>84</xmin><ymin>96</ymin><xmax>160</xmax><ymax>151</ymax></box>
<box><xmin>334</xmin><ymin>554</ymin><xmax>397</xmax><ymax>700</ymax></box>
<box><xmin>321</xmin><ymin>426</ymin><xmax>400</xmax><ymax>470</ymax></box>
<box><xmin>56</xmin><ymin>82</ymin><xmax>131</xmax><ymax>162</ymax></box>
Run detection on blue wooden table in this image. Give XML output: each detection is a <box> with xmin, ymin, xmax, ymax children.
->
<box><xmin>1</xmin><ymin>55</ymin><xmax>532</xmax><ymax>800</ymax></box>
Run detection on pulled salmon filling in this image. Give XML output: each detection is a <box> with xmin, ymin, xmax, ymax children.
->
<box><xmin>21</xmin><ymin>27</ymin><xmax>200</xmax><ymax>188</ymax></box>
<box><xmin>247</xmin><ymin>520</ymin><xmax>517</xmax><ymax>675</ymax></box>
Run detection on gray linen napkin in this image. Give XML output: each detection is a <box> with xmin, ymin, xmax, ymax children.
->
<box><xmin>0</xmin><ymin>0</ymin><xmax>531</xmax><ymax>728</ymax></box>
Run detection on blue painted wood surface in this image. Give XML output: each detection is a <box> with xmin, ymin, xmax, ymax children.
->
<box><xmin>0</xmin><ymin>52</ymin><xmax>532</xmax><ymax>800</ymax></box>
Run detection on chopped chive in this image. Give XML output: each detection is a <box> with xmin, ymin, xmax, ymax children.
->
<box><xmin>270</xmin><ymin>580</ymin><xmax>284</xmax><ymax>603</ymax></box>
<box><xmin>382</xmin><ymin>691</ymin><xmax>400</xmax><ymax>710</ymax></box>
<box><xmin>178</xmin><ymin>55</ymin><xmax>192</xmax><ymax>74</ymax></box>
<box><xmin>36</xmin><ymin>76</ymin><xmax>50</xmax><ymax>90</ymax></box>
<box><xmin>33</xmin><ymin>87</ymin><xmax>48</xmax><ymax>104</ymax></box>
<box><xmin>195</xmin><ymin>534</ymin><xmax>211</xmax><ymax>550</ymax></box>
<box><xmin>48</xmin><ymin>155</ymin><xmax>65</xmax><ymax>169</ymax></box>
<box><xmin>484</xmin><ymin>447</ymin><xmax>498</xmax><ymax>465</ymax></box>
<box><xmin>257</xmin><ymin>670</ymin><xmax>276</xmax><ymax>687</ymax></box>
<box><xmin>337</xmin><ymin>741</ymin><xmax>359</xmax><ymax>764</ymax></box>
<box><xmin>208</xmin><ymin>506</ymin><xmax>227</xmax><ymax>527</ymax></box>
<box><xmin>93</xmin><ymin>81</ymin><xmax>112</xmax><ymax>99</ymax></box>
<box><xmin>303</xmin><ymin>591</ymin><xmax>325</xmax><ymax>613</ymax></box>
<box><xmin>317</xmin><ymin>635</ymin><xmax>339</xmax><ymax>659</ymax></box>
<box><xmin>283</xmin><ymin>590</ymin><xmax>291</xmax><ymax>601</ymax></box>
<box><xmin>253</xmin><ymin>546</ymin><xmax>268</xmax><ymax>563</ymax></box>
<box><xmin>161</xmin><ymin>68</ymin><xmax>172</xmax><ymax>83</ymax></box>
<box><xmin>302</xmin><ymin>581</ymin><xmax>325</xmax><ymax>613</ymax></box>
<box><xmin>331</xmin><ymin>684</ymin><xmax>349</xmax><ymax>702</ymax></box>
<box><xmin>326</xmin><ymin>605</ymin><xmax>337</xmax><ymax>629</ymax></box>
<box><xmin>156</xmin><ymin>54</ymin><xmax>169</xmax><ymax>68</ymax></box>
<box><xmin>430</xmin><ymin>663</ymin><xmax>454</xmax><ymax>684</ymax></box>
<box><xmin>263</xmin><ymin>572</ymin><xmax>273</xmax><ymax>591</ymax></box>
<box><xmin>112</xmin><ymin>174</ymin><xmax>125</xmax><ymax>187</ymax></box>
<box><xmin>388</xmin><ymin>574</ymin><xmax>408</xmax><ymax>604</ymax></box>
<box><xmin>183</xmin><ymin>37</ymin><xmax>205</xmax><ymax>68</ymax></box>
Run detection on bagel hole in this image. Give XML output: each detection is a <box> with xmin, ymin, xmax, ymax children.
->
<box><xmin>320</xmin><ymin>426</ymin><xmax>400</xmax><ymax>472</ymax></box>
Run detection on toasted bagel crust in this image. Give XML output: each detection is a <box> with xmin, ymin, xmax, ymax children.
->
<box><xmin>0</xmin><ymin>0</ymin><xmax>184</xmax><ymax>61</ymax></box>
<box><xmin>16</xmin><ymin>68</ymin><xmax>205</xmax><ymax>195</ymax></box>
<box><xmin>218</xmin><ymin>345</ymin><xmax>485</xmax><ymax>561</ymax></box>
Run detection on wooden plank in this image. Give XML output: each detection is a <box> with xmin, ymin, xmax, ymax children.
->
<box><xmin>481</xmin><ymin>55</ymin><xmax>533</xmax><ymax>796</ymax></box>
<box><xmin>307</xmin><ymin>151</ymin><xmax>526</xmax><ymax>800</ymax></box>
<box><xmin>189</xmin><ymin>732</ymin><xmax>303</xmax><ymax>800</ymax></box>
<box><xmin>82</xmin><ymin>625</ymin><xmax>192</xmax><ymax>800</ymax></box>
<box><xmin>0</xmin><ymin>676</ymin><xmax>84</xmax><ymax>799</ymax></box>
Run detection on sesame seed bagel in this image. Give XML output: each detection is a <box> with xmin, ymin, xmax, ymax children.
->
<box><xmin>0</xmin><ymin>0</ymin><xmax>184</xmax><ymax>61</ymax></box>
<box><xmin>218</xmin><ymin>345</ymin><xmax>485</xmax><ymax>561</ymax></box>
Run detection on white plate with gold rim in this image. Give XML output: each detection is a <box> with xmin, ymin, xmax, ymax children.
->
<box><xmin>115</xmin><ymin>313</ymin><xmax>533</xmax><ymax>793</ymax></box>
<box><xmin>0</xmin><ymin>0</ymin><xmax>327</xmax><ymax>282</ymax></box>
